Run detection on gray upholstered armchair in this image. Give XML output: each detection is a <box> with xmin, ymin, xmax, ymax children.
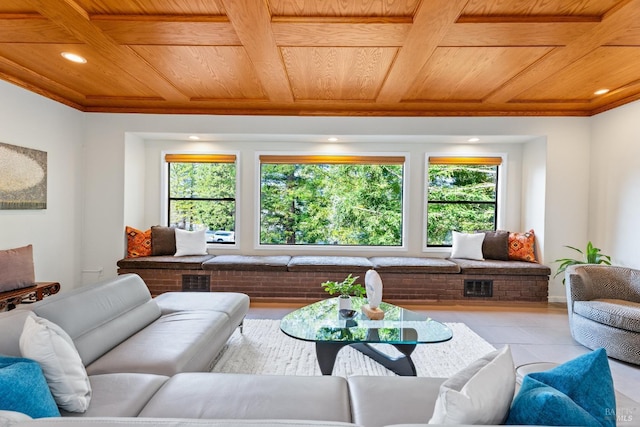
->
<box><xmin>565</xmin><ymin>264</ymin><xmax>640</xmax><ymax>365</ymax></box>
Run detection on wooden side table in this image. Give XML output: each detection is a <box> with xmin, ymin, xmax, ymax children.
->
<box><xmin>0</xmin><ymin>282</ymin><xmax>61</xmax><ymax>311</ymax></box>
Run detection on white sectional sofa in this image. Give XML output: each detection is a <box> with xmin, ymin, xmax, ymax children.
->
<box><xmin>0</xmin><ymin>273</ymin><xmax>636</xmax><ymax>427</ymax></box>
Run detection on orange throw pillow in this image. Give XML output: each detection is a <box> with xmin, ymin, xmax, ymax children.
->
<box><xmin>508</xmin><ymin>229</ymin><xmax>537</xmax><ymax>263</ymax></box>
<box><xmin>126</xmin><ymin>226</ymin><xmax>152</xmax><ymax>258</ymax></box>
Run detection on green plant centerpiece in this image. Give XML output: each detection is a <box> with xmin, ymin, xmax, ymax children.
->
<box><xmin>321</xmin><ymin>274</ymin><xmax>366</xmax><ymax>314</ymax></box>
<box><xmin>554</xmin><ymin>241</ymin><xmax>612</xmax><ymax>284</ymax></box>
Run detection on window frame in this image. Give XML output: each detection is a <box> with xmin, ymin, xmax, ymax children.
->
<box><xmin>423</xmin><ymin>153</ymin><xmax>507</xmax><ymax>250</ymax></box>
<box><xmin>161</xmin><ymin>150</ymin><xmax>240</xmax><ymax>247</ymax></box>
<box><xmin>255</xmin><ymin>151</ymin><xmax>409</xmax><ymax>252</ymax></box>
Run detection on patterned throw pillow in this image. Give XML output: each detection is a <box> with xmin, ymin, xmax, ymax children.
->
<box><xmin>125</xmin><ymin>226</ymin><xmax>152</xmax><ymax>258</ymax></box>
<box><xmin>508</xmin><ymin>229</ymin><xmax>537</xmax><ymax>262</ymax></box>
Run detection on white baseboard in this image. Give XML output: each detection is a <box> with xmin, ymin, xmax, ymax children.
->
<box><xmin>548</xmin><ymin>296</ymin><xmax>567</xmax><ymax>304</ymax></box>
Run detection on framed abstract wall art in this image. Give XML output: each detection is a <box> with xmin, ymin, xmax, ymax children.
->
<box><xmin>0</xmin><ymin>142</ymin><xmax>47</xmax><ymax>210</ymax></box>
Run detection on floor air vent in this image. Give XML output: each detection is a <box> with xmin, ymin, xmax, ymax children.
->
<box><xmin>181</xmin><ymin>275</ymin><xmax>210</xmax><ymax>292</ymax></box>
<box><xmin>464</xmin><ymin>279</ymin><xmax>493</xmax><ymax>297</ymax></box>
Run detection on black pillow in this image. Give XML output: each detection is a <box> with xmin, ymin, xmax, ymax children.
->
<box><xmin>477</xmin><ymin>230</ymin><xmax>509</xmax><ymax>261</ymax></box>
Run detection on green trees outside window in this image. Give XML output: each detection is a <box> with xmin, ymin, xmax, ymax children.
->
<box><xmin>168</xmin><ymin>156</ymin><xmax>236</xmax><ymax>242</ymax></box>
<box><xmin>427</xmin><ymin>158</ymin><xmax>500</xmax><ymax>246</ymax></box>
<box><xmin>260</xmin><ymin>156</ymin><xmax>404</xmax><ymax>246</ymax></box>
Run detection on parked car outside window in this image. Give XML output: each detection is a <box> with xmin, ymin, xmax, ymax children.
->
<box><xmin>207</xmin><ymin>230</ymin><xmax>235</xmax><ymax>243</ymax></box>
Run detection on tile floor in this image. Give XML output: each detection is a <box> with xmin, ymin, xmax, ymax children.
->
<box><xmin>247</xmin><ymin>301</ymin><xmax>640</xmax><ymax>405</ymax></box>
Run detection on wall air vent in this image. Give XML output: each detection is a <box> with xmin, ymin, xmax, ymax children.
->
<box><xmin>464</xmin><ymin>279</ymin><xmax>493</xmax><ymax>297</ymax></box>
<box><xmin>181</xmin><ymin>275</ymin><xmax>210</xmax><ymax>292</ymax></box>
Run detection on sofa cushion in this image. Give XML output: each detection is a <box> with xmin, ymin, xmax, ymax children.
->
<box><xmin>139</xmin><ymin>372</ymin><xmax>352</xmax><ymax>423</ymax></box>
<box><xmin>429</xmin><ymin>346</ymin><xmax>515</xmax><ymax>425</ymax></box>
<box><xmin>450</xmin><ymin>258</ymin><xmax>551</xmax><ymax>276</ymax></box>
<box><xmin>19</xmin><ymin>316</ymin><xmax>91</xmax><ymax>413</ymax></box>
<box><xmin>368</xmin><ymin>257</ymin><xmax>460</xmax><ymax>274</ymax></box>
<box><xmin>61</xmin><ymin>374</ymin><xmax>169</xmax><ymax>418</ymax></box>
<box><xmin>151</xmin><ymin>226</ymin><xmax>176</xmax><ymax>256</ymax></box>
<box><xmin>202</xmin><ymin>255</ymin><xmax>291</xmax><ymax>271</ymax></box>
<box><xmin>348</xmin><ymin>376</ymin><xmax>445</xmax><ymax>426</ymax></box>
<box><xmin>154</xmin><ymin>291</ymin><xmax>250</xmax><ymax>329</ymax></box>
<box><xmin>450</xmin><ymin>231</ymin><xmax>484</xmax><ymax>261</ymax></box>
<box><xmin>85</xmin><ymin>310</ymin><xmax>231</xmax><ymax>376</ymax></box>
<box><xmin>16</xmin><ymin>419</ymin><xmax>358</xmax><ymax>426</ymax></box>
<box><xmin>287</xmin><ymin>256</ymin><xmax>373</xmax><ymax>272</ymax></box>
<box><xmin>0</xmin><ymin>355</ymin><xmax>60</xmax><ymax>419</ymax></box>
<box><xmin>0</xmin><ymin>410</ymin><xmax>33</xmax><ymax>424</ymax></box>
<box><xmin>117</xmin><ymin>255</ymin><xmax>213</xmax><ymax>270</ymax></box>
<box><xmin>506</xmin><ymin>348</ymin><xmax>615</xmax><ymax>427</ymax></box>
<box><xmin>574</xmin><ymin>299</ymin><xmax>640</xmax><ymax>333</ymax></box>
<box><xmin>30</xmin><ymin>274</ymin><xmax>161</xmax><ymax>367</ymax></box>
<box><xmin>0</xmin><ymin>310</ymin><xmax>34</xmax><ymax>357</ymax></box>
<box><xmin>0</xmin><ymin>244</ymin><xmax>35</xmax><ymax>292</ymax></box>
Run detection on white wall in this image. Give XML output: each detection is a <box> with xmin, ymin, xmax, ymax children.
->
<box><xmin>80</xmin><ymin>114</ymin><xmax>591</xmax><ymax>300</ymax></box>
<box><xmin>140</xmin><ymin>139</ymin><xmax>525</xmax><ymax>257</ymax></box>
<box><xmin>590</xmin><ymin>102</ymin><xmax>640</xmax><ymax>269</ymax></box>
<box><xmin>0</xmin><ymin>80</ymin><xmax>84</xmax><ymax>290</ymax></box>
<box><xmin>0</xmin><ymin>79</ymin><xmax>607</xmax><ymax>301</ymax></box>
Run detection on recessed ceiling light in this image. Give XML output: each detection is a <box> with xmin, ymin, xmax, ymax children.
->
<box><xmin>61</xmin><ymin>52</ymin><xmax>87</xmax><ymax>64</ymax></box>
<box><xmin>468</xmin><ymin>137</ymin><xmax>480</xmax><ymax>142</ymax></box>
<box><xmin>594</xmin><ymin>89</ymin><xmax>610</xmax><ymax>96</ymax></box>
<box><xmin>188</xmin><ymin>135</ymin><xmax>200</xmax><ymax>140</ymax></box>
<box><xmin>328</xmin><ymin>137</ymin><xmax>338</xmax><ymax>142</ymax></box>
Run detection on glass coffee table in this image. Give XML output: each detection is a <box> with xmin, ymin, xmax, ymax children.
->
<box><xmin>280</xmin><ymin>297</ymin><xmax>452</xmax><ymax>376</ymax></box>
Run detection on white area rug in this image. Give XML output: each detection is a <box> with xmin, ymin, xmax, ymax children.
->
<box><xmin>212</xmin><ymin>319</ymin><xmax>496</xmax><ymax>377</ymax></box>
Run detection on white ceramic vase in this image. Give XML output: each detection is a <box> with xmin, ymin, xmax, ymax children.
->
<box><xmin>338</xmin><ymin>295</ymin><xmax>352</xmax><ymax>311</ymax></box>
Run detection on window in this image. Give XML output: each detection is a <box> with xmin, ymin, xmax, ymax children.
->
<box><xmin>259</xmin><ymin>155</ymin><xmax>405</xmax><ymax>246</ymax></box>
<box><xmin>166</xmin><ymin>153</ymin><xmax>236</xmax><ymax>244</ymax></box>
<box><xmin>426</xmin><ymin>156</ymin><xmax>501</xmax><ymax>246</ymax></box>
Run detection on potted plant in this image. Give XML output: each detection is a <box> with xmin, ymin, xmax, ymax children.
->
<box><xmin>554</xmin><ymin>241</ymin><xmax>612</xmax><ymax>284</ymax></box>
<box><xmin>321</xmin><ymin>274</ymin><xmax>366</xmax><ymax>311</ymax></box>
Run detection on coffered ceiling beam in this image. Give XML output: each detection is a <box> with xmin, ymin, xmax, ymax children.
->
<box><xmin>222</xmin><ymin>0</ymin><xmax>293</xmax><ymax>103</ymax></box>
<box><xmin>485</xmin><ymin>0</ymin><xmax>640</xmax><ymax>104</ymax></box>
<box><xmin>26</xmin><ymin>0</ymin><xmax>188</xmax><ymax>102</ymax></box>
<box><xmin>376</xmin><ymin>0</ymin><xmax>468</xmax><ymax>103</ymax></box>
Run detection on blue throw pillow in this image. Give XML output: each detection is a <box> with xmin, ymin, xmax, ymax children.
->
<box><xmin>0</xmin><ymin>355</ymin><xmax>60</xmax><ymax>418</ymax></box>
<box><xmin>506</xmin><ymin>348</ymin><xmax>615</xmax><ymax>426</ymax></box>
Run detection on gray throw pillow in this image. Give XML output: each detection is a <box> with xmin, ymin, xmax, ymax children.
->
<box><xmin>151</xmin><ymin>226</ymin><xmax>176</xmax><ymax>256</ymax></box>
<box><xmin>477</xmin><ymin>230</ymin><xmax>509</xmax><ymax>260</ymax></box>
<box><xmin>0</xmin><ymin>245</ymin><xmax>36</xmax><ymax>292</ymax></box>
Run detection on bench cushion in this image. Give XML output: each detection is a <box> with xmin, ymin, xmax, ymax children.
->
<box><xmin>117</xmin><ymin>255</ymin><xmax>213</xmax><ymax>270</ymax></box>
<box><xmin>369</xmin><ymin>257</ymin><xmax>460</xmax><ymax>273</ymax></box>
<box><xmin>287</xmin><ymin>256</ymin><xmax>373</xmax><ymax>272</ymax></box>
<box><xmin>450</xmin><ymin>259</ymin><xmax>551</xmax><ymax>276</ymax></box>
<box><xmin>139</xmin><ymin>372</ymin><xmax>352</xmax><ymax>423</ymax></box>
<box><xmin>202</xmin><ymin>255</ymin><xmax>291</xmax><ymax>271</ymax></box>
<box><xmin>574</xmin><ymin>299</ymin><xmax>640</xmax><ymax>333</ymax></box>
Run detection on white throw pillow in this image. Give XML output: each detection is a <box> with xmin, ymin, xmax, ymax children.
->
<box><xmin>428</xmin><ymin>345</ymin><xmax>515</xmax><ymax>425</ymax></box>
<box><xmin>174</xmin><ymin>228</ymin><xmax>208</xmax><ymax>256</ymax></box>
<box><xmin>449</xmin><ymin>231</ymin><xmax>485</xmax><ymax>260</ymax></box>
<box><xmin>19</xmin><ymin>315</ymin><xmax>91</xmax><ymax>413</ymax></box>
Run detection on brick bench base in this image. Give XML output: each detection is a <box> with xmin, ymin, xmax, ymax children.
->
<box><xmin>119</xmin><ymin>264</ymin><xmax>549</xmax><ymax>304</ymax></box>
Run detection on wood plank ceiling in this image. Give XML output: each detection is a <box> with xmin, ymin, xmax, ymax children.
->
<box><xmin>0</xmin><ymin>0</ymin><xmax>639</xmax><ymax>116</ymax></box>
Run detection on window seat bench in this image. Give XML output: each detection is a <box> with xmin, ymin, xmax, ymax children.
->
<box><xmin>117</xmin><ymin>254</ymin><xmax>550</xmax><ymax>304</ymax></box>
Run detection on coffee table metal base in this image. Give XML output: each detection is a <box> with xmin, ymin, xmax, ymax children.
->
<box><xmin>315</xmin><ymin>342</ymin><xmax>417</xmax><ymax>376</ymax></box>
